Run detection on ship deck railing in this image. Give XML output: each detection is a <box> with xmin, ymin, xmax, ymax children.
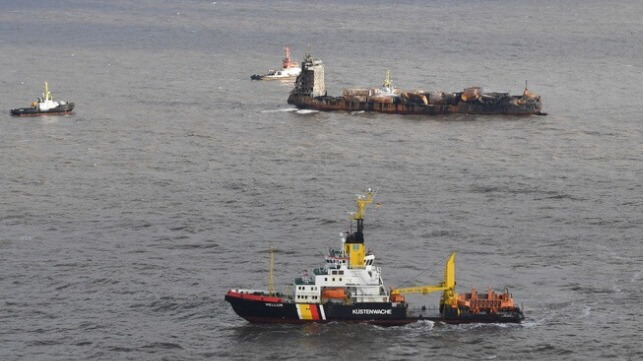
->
<box><xmin>406</xmin><ymin>305</ymin><xmax>441</xmax><ymax>318</ymax></box>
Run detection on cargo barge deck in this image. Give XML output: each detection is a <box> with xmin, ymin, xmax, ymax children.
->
<box><xmin>287</xmin><ymin>54</ymin><xmax>543</xmax><ymax>116</ymax></box>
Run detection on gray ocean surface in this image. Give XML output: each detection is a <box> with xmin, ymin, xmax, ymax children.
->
<box><xmin>1</xmin><ymin>0</ymin><xmax>642</xmax><ymax>360</ymax></box>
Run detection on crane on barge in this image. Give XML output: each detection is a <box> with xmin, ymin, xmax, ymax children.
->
<box><xmin>391</xmin><ymin>253</ymin><xmax>519</xmax><ymax>317</ymax></box>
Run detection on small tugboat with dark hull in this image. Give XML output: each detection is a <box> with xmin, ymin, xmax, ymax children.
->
<box><xmin>10</xmin><ymin>82</ymin><xmax>74</xmax><ymax>117</ymax></box>
<box><xmin>225</xmin><ymin>189</ymin><xmax>525</xmax><ymax>325</ymax></box>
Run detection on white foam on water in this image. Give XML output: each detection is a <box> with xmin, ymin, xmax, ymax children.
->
<box><xmin>261</xmin><ymin>108</ymin><xmax>298</xmax><ymax>113</ymax></box>
<box><xmin>581</xmin><ymin>306</ymin><xmax>591</xmax><ymax>317</ymax></box>
<box><xmin>296</xmin><ymin>109</ymin><xmax>319</xmax><ymax>114</ymax></box>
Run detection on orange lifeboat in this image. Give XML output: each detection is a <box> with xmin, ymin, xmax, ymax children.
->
<box><xmin>322</xmin><ymin>288</ymin><xmax>347</xmax><ymax>299</ymax></box>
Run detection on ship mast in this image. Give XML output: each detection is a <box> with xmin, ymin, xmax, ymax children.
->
<box><xmin>283</xmin><ymin>46</ymin><xmax>293</xmax><ymax>68</ymax></box>
<box><xmin>344</xmin><ymin>189</ymin><xmax>374</xmax><ymax>268</ymax></box>
<box><xmin>352</xmin><ymin>189</ymin><xmax>374</xmax><ymax>234</ymax></box>
<box><xmin>44</xmin><ymin>81</ymin><xmax>52</xmax><ymax>101</ymax></box>
<box><xmin>383</xmin><ymin>70</ymin><xmax>392</xmax><ymax>88</ymax></box>
<box><xmin>268</xmin><ymin>247</ymin><xmax>275</xmax><ymax>295</ymax></box>
<box><xmin>523</xmin><ymin>80</ymin><xmax>528</xmax><ymax>97</ymax></box>
<box><xmin>381</xmin><ymin>70</ymin><xmax>395</xmax><ymax>95</ymax></box>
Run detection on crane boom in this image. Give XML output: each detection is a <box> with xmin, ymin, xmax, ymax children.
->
<box><xmin>390</xmin><ymin>284</ymin><xmax>446</xmax><ymax>295</ymax></box>
<box><xmin>391</xmin><ymin>253</ymin><xmax>456</xmax><ymax>297</ymax></box>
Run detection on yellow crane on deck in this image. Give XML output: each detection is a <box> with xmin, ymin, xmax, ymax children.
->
<box><xmin>390</xmin><ymin>252</ymin><xmax>458</xmax><ymax>308</ymax></box>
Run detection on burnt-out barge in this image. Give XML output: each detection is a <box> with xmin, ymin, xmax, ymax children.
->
<box><xmin>287</xmin><ymin>54</ymin><xmax>543</xmax><ymax>116</ymax></box>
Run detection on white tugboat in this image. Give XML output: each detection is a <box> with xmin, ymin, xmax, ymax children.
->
<box><xmin>251</xmin><ymin>47</ymin><xmax>302</xmax><ymax>81</ymax></box>
<box><xmin>10</xmin><ymin>82</ymin><xmax>74</xmax><ymax>117</ymax></box>
<box><xmin>225</xmin><ymin>189</ymin><xmax>524</xmax><ymax>325</ymax></box>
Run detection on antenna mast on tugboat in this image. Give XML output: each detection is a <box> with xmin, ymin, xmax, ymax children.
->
<box><xmin>383</xmin><ymin>70</ymin><xmax>392</xmax><ymax>88</ymax></box>
<box><xmin>44</xmin><ymin>81</ymin><xmax>52</xmax><ymax>101</ymax></box>
<box><xmin>523</xmin><ymin>80</ymin><xmax>529</xmax><ymax>97</ymax></box>
<box><xmin>283</xmin><ymin>46</ymin><xmax>293</xmax><ymax>69</ymax></box>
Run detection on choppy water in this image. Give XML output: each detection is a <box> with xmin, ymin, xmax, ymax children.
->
<box><xmin>1</xmin><ymin>0</ymin><xmax>641</xmax><ymax>360</ymax></box>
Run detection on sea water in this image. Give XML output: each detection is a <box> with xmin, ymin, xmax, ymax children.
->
<box><xmin>0</xmin><ymin>1</ymin><xmax>641</xmax><ymax>360</ymax></box>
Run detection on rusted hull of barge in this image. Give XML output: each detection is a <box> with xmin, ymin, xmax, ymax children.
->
<box><xmin>287</xmin><ymin>94</ymin><xmax>542</xmax><ymax>116</ymax></box>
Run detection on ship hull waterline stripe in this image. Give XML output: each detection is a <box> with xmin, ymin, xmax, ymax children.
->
<box><xmin>319</xmin><ymin>305</ymin><xmax>326</xmax><ymax>321</ymax></box>
<box><xmin>226</xmin><ymin>296</ymin><xmax>522</xmax><ymax>324</ymax></box>
<box><xmin>10</xmin><ymin>111</ymin><xmax>74</xmax><ymax>117</ymax></box>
